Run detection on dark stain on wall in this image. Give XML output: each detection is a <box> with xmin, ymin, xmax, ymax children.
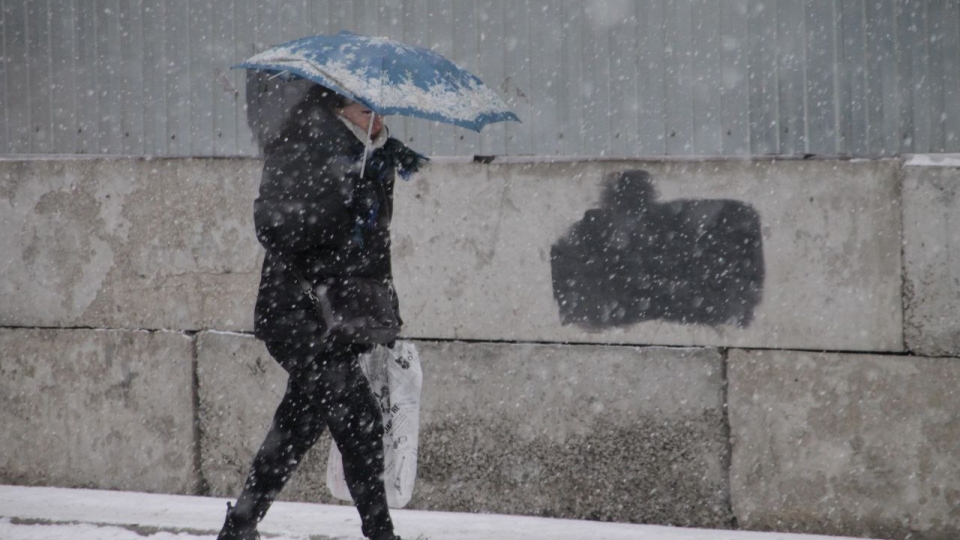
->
<box><xmin>551</xmin><ymin>170</ymin><xmax>764</xmax><ymax>328</ymax></box>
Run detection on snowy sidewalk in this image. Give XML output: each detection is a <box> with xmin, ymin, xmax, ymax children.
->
<box><xmin>0</xmin><ymin>485</ymin><xmax>876</xmax><ymax>540</ymax></box>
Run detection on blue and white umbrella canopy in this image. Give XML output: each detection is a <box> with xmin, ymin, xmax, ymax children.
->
<box><xmin>233</xmin><ymin>31</ymin><xmax>520</xmax><ymax>132</ymax></box>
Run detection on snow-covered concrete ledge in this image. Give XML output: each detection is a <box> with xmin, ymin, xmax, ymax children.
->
<box><xmin>0</xmin><ymin>484</ymin><xmax>876</xmax><ymax>540</ymax></box>
<box><xmin>903</xmin><ymin>153</ymin><xmax>960</xmax><ymax>167</ymax></box>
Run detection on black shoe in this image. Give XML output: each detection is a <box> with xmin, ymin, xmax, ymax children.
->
<box><xmin>217</xmin><ymin>502</ymin><xmax>260</xmax><ymax>540</ymax></box>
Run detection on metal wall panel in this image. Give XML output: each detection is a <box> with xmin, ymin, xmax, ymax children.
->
<box><xmin>500</xmin><ymin>0</ymin><xmax>532</xmax><ymax>154</ymax></box>
<box><xmin>805</xmin><ymin>0</ymin><xmax>838</xmax><ymax>155</ymax></box>
<box><xmin>452</xmin><ymin>0</ymin><xmax>481</xmax><ymax>155</ymax></box>
<box><xmin>5</xmin><ymin>0</ymin><xmax>29</xmax><ymax>154</ymax></box>
<box><xmin>50</xmin><ymin>0</ymin><xmax>78</xmax><ymax>152</ymax></box>
<box><xmin>776</xmin><ymin>1</ymin><xmax>805</xmax><ymax>155</ymax></box>
<box><xmin>477</xmin><ymin>0</ymin><xmax>506</xmax><ymax>156</ymax></box>
<box><xmin>944</xmin><ymin>2</ymin><xmax>960</xmax><ymax>152</ymax></box>
<box><xmin>663</xmin><ymin>0</ymin><xmax>695</xmax><ymax>155</ymax></box>
<box><xmin>536</xmin><ymin>1</ymin><xmax>563</xmax><ymax>155</ymax></box>
<box><xmin>637</xmin><ymin>0</ymin><xmax>666</xmax><ymax>155</ymax></box>
<box><xmin>0</xmin><ymin>1</ymin><xmax>8</xmax><ymax>153</ymax></box>
<box><xmin>97</xmin><ymin>0</ymin><xmax>123</xmax><ymax>153</ymax></box>
<box><xmin>691</xmin><ymin>0</ymin><xmax>723</xmax><ymax>155</ymax></box>
<box><xmin>607</xmin><ymin>1</ymin><xmax>640</xmax><ymax>157</ymax></box>
<box><xmin>25</xmin><ymin>0</ymin><xmax>51</xmax><ymax>153</ymax></box>
<box><xmin>720</xmin><ymin>0</ymin><xmax>750</xmax><ymax>155</ymax></box>
<box><xmin>560</xmin><ymin>0</ymin><xmax>585</xmax><ymax>155</ymax></box>
<box><xmin>120</xmin><ymin>0</ymin><xmax>145</xmax><ymax>155</ymax></box>
<box><xmin>747</xmin><ymin>1</ymin><xmax>779</xmax><ymax>154</ymax></box>
<box><xmin>1</xmin><ymin>0</ymin><xmax>959</xmax><ymax>157</ymax></box>
<box><xmin>188</xmin><ymin>0</ymin><xmax>213</xmax><ymax>156</ymax></box>
<box><xmin>839</xmin><ymin>0</ymin><xmax>866</xmax><ymax>155</ymax></box>
<box><xmin>141</xmin><ymin>0</ymin><xmax>166</xmax><ymax>155</ymax></box>
<box><xmin>582</xmin><ymin>2</ymin><xmax>613</xmax><ymax>156</ymax></box>
<box><xmin>928</xmin><ymin>1</ymin><xmax>948</xmax><ymax>153</ymax></box>
<box><xmin>171</xmin><ymin>1</ymin><xmax>191</xmax><ymax>153</ymax></box>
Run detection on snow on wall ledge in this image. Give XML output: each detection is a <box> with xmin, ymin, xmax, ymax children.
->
<box><xmin>904</xmin><ymin>153</ymin><xmax>960</xmax><ymax>167</ymax></box>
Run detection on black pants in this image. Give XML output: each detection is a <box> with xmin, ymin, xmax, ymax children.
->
<box><xmin>230</xmin><ymin>338</ymin><xmax>394</xmax><ymax>540</ymax></box>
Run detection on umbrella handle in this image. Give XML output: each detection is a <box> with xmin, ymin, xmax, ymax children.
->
<box><xmin>360</xmin><ymin>114</ymin><xmax>374</xmax><ymax>178</ymax></box>
<box><xmin>359</xmin><ymin>60</ymin><xmax>384</xmax><ymax>178</ymax></box>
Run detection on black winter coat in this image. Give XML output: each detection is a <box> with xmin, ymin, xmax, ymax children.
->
<box><xmin>252</xmin><ymin>102</ymin><xmax>401</xmax><ymax>343</ymax></box>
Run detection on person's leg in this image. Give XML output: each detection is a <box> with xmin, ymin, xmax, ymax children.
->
<box><xmin>219</xmin><ymin>341</ymin><xmax>326</xmax><ymax>538</ymax></box>
<box><xmin>231</xmin><ymin>381</ymin><xmax>324</xmax><ymax>513</ymax></box>
<box><xmin>220</xmin><ymin>340</ymin><xmax>395</xmax><ymax>540</ymax></box>
<box><xmin>319</xmin><ymin>350</ymin><xmax>395</xmax><ymax>540</ymax></box>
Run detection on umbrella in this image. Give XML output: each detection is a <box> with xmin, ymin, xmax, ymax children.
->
<box><xmin>232</xmin><ymin>30</ymin><xmax>520</xmax><ymax>133</ymax></box>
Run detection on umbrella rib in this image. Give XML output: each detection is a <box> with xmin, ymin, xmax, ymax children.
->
<box><xmin>360</xmin><ymin>58</ymin><xmax>384</xmax><ymax>178</ymax></box>
<box><xmin>263</xmin><ymin>55</ymin><xmax>359</xmax><ymax>102</ymax></box>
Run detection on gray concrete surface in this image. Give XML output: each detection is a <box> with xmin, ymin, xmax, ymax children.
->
<box><xmin>728</xmin><ymin>349</ymin><xmax>960</xmax><ymax>540</ymax></box>
<box><xmin>197</xmin><ymin>333</ymin><xmax>731</xmax><ymax>528</ymax></box>
<box><xmin>902</xmin><ymin>160</ymin><xmax>960</xmax><ymax>357</ymax></box>
<box><xmin>411</xmin><ymin>340</ymin><xmax>730</xmax><ymax>527</ymax></box>
<box><xmin>393</xmin><ymin>159</ymin><xmax>903</xmax><ymax>351</ymax></box>
<box><xmin>2</xmin><ymin>157</ymin><xmax>903</xmax><ymax>352</ymax></box>
<box><xmin>0</xmin><ymin>328</ymin><xmax>197</xmax><ymax>494</ymax></box>
<box><xmin>0</xmin><ymin>158</ymin><xmax>262</xmax><ymax>331</ymax></box>
<box><xmin>4</xmin><ymin>155</ymin><xmax>951</xmax><ymax>538</ymax></box>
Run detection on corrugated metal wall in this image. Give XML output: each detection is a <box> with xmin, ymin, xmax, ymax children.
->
<box><xmin>1</xmin><ymin>0</ymin><xmax>958</xmax><ymax>157</ymax></box>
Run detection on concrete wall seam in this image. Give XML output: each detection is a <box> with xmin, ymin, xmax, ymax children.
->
<box><xmin>189</xmin><ymin>331</ymin><xmax>210</xmax><ymax>497</ymax></box>
<box><xmin>718</xmin><ymin>347</ymin><xmax>737</xmax><ymax>530</ymax></box>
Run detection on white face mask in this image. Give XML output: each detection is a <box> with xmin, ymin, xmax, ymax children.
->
<box><xmin>338</xmin><ymin>102</ymin><xmax>384</xmax><ymax>139</ymax></box>
<box><xmin>337</xmin><ymin>114</ymin><xmax>390</xmax><ymax>150</ymax></box>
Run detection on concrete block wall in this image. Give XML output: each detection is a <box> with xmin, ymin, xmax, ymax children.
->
<box><xmin>729</xmin><ymin>350</ymin><xmax>960</xmax><ymax>540</ymax></box>
<box><xmin>394</xmin><ymin>159</ymin><xmax>903</xmax><ymax>351</ymax></box>
<box><xmin>903</xmin><ymin>156</ymin><xmax>960</xmax><ymax>357</ymax></box>
<box><xmin>197</xmin><ymin>334</ymin><xmax>730</xmax><ymax>527</ymax></box>
<box><xmin>1</xmin><ymin>156</ymin><xmax>958</xmax><ymax>538</ymax></box>
<box><xmin>0</xmin><ymin>158</ymin><xmax>262</xmax><ymax>331</ymax></box>
<box><xmin>0</xmin><ymin>328</ymin><xmax>197</xmax><ymax>494</ymax></box>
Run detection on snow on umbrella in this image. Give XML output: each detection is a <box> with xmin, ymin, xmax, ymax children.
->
<box><xmin>232</xmin><ymin>30</ymin><xmax>521</xmax><ymax>133</ymax></box>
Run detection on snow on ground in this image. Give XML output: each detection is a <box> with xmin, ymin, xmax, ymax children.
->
<box><xmin>0</xmin><ymin>485</ymin><xmax>878</xmax><ymax>540</ymax></box>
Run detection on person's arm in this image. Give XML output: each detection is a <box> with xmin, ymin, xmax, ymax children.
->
<box><xmin>253</xmin><ymin>142</ymin><xmax>358</xmax><ymax>254</ymax></box>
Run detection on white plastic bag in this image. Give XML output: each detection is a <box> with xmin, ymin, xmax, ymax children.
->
<box><xmin>326</xmin><ymin>341</ymin><xmax>422</xmax><ymax>508</ymax></box>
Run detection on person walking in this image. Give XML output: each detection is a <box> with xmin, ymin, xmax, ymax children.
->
<box><xmin>217</xmin><ymin>83</ymin><xmax>426</xmax><ymax>540</ymax></box>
